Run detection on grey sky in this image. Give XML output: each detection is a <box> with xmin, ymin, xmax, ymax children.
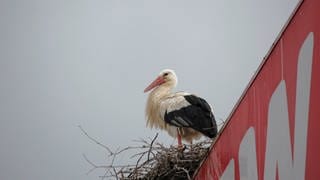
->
<box><xmin>0</xmin><ymin>0</ymin><xmax>298</xmax><ymax>179</ymax></box>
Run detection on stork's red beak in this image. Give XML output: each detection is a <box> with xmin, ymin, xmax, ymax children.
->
<box><xmin>144</xmin><ymin>76</ymin><xmax>165</xmax><ymax>93</ymax></box>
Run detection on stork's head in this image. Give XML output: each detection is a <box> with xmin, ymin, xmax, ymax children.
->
<box><xmin>144</xmin><ymin>69</ymin><xmax>178</xmax><ymax>93</ymax></box>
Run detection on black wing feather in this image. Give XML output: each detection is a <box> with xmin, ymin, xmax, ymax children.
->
<box><xmin>164</xmin><ymin>95</ymin><xmax>217</xmax><ymax>138</ymax></box>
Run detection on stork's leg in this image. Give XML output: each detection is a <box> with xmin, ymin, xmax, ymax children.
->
<box><xmin>177</xmin><ymin>128</ymin><xmax>182</xmax><ymax>148</ymax></box>
<box><xmin>190</xmin><ymin>140</ymin><xmax>193</xmax><ymax>150</ymax></box>
<box><xmin>176</xmin><ymin>128</ymin><xmax>186</xmax><ymax>153</ymax></box>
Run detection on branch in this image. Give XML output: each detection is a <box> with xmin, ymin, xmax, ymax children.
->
<box><xmin>78</xmin><ymin>125</ymin><xmax>113</xmax><ymax>155</ymax></box>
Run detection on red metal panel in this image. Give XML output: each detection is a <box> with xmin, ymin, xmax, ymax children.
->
<box><xmin>194</xmin><ymin>0</ymin><xmax>320</xmax><ymax>179</ymax></box>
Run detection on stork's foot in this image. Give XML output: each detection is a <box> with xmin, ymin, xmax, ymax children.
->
<box><xmin>190</xmin><ymin>141</ymin><xmax>195</xmax><ymax>151</ymax></box>
<box><xmin>176</xmin><ymin>144</ymin><xmax>186</xmax><ymax>159</ymax></box>
<box><xmin>177</xmin><ymin>144</ymin><xmax>186</xmax><ymax>152</ymax></box>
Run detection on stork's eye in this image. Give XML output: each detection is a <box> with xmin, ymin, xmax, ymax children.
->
<box><xmin>163</xmin><ymin>73</ymin><xmax>169</xmax><ymax>76</ymax></box>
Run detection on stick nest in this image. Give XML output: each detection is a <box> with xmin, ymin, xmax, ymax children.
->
<box><xmin>130</xmin><ymin>139</ymin><xmax>211</xmax><ymax>180</ymax></box>
<box><xmin>79</xmin><ymin>126</ymin><xmax>212</xmax><ymax>180</ymax></box>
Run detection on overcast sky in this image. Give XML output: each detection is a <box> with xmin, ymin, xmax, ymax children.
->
<box><xmin>0</xmin><ymin>0</ymin><xmax>299</xmax><ymax>179</ymax></box>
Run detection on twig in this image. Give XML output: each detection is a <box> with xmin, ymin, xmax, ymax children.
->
<box><xmin>147</xmin><ymin>133</ymin><xmax>158</xmax><ymax>161</ymax></box>
<box><xmin>176</xmin><ymin>166</ymin><xmax>191</xmax><ymax>180</ymax></box>
<box><xmin>112</xmin><ymin>167</ymin><xmax>118</xmax><ymax>180</ymax></box>
<box><xmin>78</xmin><ymin>125</ymin><xmax>113</xmax><ymax>155</ymax></box>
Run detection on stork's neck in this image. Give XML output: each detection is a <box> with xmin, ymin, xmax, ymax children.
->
<box><xmin>149</xmin><ymin>84</ymin><xmax>173</xmax><ymax>101</ymax></box>
<box><xmin>145</xmin><ymin>84</ymin><xmax>173</xmax><ymax>129</ymax></box>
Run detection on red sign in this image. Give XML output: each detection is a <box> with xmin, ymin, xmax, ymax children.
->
<box><xmin>195</xmin><ymin>0</ymin><xmax>320</xmax><ymax>179</ymax></box>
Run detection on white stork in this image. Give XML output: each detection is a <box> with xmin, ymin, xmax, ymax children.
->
<box><xmin>144</xmin><ymin>69</ymin><xmax>217</xmax><ymax>147</ymax></box>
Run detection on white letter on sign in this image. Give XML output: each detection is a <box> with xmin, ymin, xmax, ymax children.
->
<box><xmin>220</xmin><ymin>159</ymin><xmax>235</xmax><ymax>180</ymax></box>
<box><xmin>264</xmin><ymin>33</ymin><xmax>313</xmax><ymax>180</ymax></box>
<box><xmin>239</xmin><ymin>127</ymin><xmax>258</xmax><ymax>180</ymax></box>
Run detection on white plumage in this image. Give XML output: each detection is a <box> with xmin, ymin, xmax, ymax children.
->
<box><xmin>144</xmin><ymin>69</ymin><xmax>217</xmax><ymax>146</ymax></box>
